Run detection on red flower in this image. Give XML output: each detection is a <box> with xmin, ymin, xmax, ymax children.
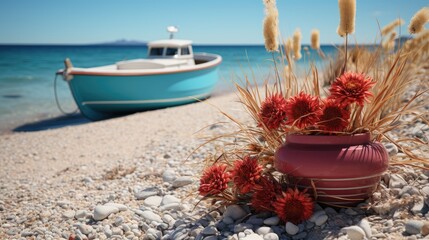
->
<box><xmin>251</xmin><ymin>177</ymin><xmax>282</xmax><ymax>212</ymax></box>
<box><xmin>285</xmin><ymin>92</ymin><xmax>321</xmax><ymax>129</ymax></box>
<box><xmin>273</xmin><ymin>188</ymin><xmax>314</xmax><ymax>224</ymax></box>
<box><xmin>318</xmin><ymin>99</ymin><xmax>350</xmax><ymax>132</ymax></box>
<box><xmin>329</xmin><ymin>72</ymin><xmax>375</xmax><ymax>106</ymax></box>
<box><xmin>231</xmin><ymin>156</ymin><xmax>263</xmax><ymax>194</ymax></box>
<box><xmin>199</xmin><ymin>164</ymin><xmax>231</xmax><ymax>196</ymax></box>
<box><xmin>259</xmin><ymin>94</ymin><xmax>288</xmax><ymax>130</ymax></box>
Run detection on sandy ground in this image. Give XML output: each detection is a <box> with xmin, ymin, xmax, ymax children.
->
<box><xmin>0</xmin><ymin>92</ymin><xmax>244</xmax><ymax>182</ymax></box>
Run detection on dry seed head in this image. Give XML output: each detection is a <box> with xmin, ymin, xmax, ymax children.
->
<box><xmin>381</xmin><ymin>18</ymin><xmax>404</xmax><ymax>36</ymax></box>
<box><xmin>382</xmin><ymin>32</ymin><xmax>397</xmax><ymax>51</ymax></box>
<box><xmin>310</xmin><ymin>29</ymin><xmax>320</xmax><ymax>49</ymax></box>
<box><xmin>337</xmin><ymin>0</ymin><xmax>356</xmax><ymax>36</ymax></box>
<box><xmin>408</xmin><ymin>7</ymin><xmax>429</xmax><ymax>34</ymax></box>
<box><xmin>263</xmin><ymin>0</ymin><xmax>279</xmax><ymax>52</ymax></box>
<box><xmin>285</xmin><ymin>37</ymin><xmax>293</xmax><ymax>54</ymax></box>
<box><xmin>293</xmin><ymin>29</ymin><xmax>302</xmax><ymax>60</ymax></box>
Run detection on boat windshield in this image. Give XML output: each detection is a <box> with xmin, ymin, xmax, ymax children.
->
<box><xmin>149</xmin><ymin>47</ymin><xmax>164</xmax><ymax>56</ymax></box>
<box><xmin>166</xmin><ymin>48</ymin><xmax>178</xmax><ymax>56</ymax></box>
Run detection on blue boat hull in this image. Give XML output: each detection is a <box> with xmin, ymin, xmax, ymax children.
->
<box><xmin>67</xmin><ymin>63</ymin><xmax>219</xmax><ymax>120</ymax></box>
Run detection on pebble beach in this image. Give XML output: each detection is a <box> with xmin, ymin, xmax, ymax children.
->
<box><xmin>0</xmin><ymin>77</ymin><xmax>428</xmax><ymax>240</ymax></box>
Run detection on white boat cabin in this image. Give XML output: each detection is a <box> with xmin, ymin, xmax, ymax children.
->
<box><xmin>116</xmin><ymin>39</ymin><xmax>195</xmax><ymax>70</ymax></box>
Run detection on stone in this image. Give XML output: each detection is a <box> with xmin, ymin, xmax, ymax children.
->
<box><xmin>314</xmin><ymin>214</ymin><xmax>328</xmax><ymax>226</ymax></box>
<box><xmin>421</xmin><ymin>222</ymin><xmax>429</xmax><ymax>236</ymax></box>
<box><xmin>234</xmin><ymin>223</ymin><xmax>253</xmax><ymax>233</ymax></box>
<box><xmin>241</xmin><ymin>233</ymin><xmax>264</xmax><ymax>240</ymax></box>
<box><xmin>159</xmin><ymin>203</ymin><xmax>181</xmax><ymax>211</ymax></box>
<box><xmin>162</xmin><ymin>169</ymin><xmax>177</xmax><ymax>183</ymax></box>
<box><xmin>256</xmin><ymin>226</ymin><xmax>273</xmax><ymax>235</ymax></box>
<box><xmin>104</xmin><ymin>202</ymin><xmax>127</xmax><ymax>211</ymax></box>
<box><xmin>93</xmin><ymin>205</ymin><xmax>119</xmax><ymax>221</ymax></box>
<box><xmin>389</xmin><ymin>174</ymin><xmax>407</xmax><ymax>188</ymax></box>
<box><xmin>342</xmin><ymin>226</ymin><xmax>365</xmax><ymax>240</ymax></box>
<box><xmin>62</xmin><ymin>210</ymin><xmax>75</xmax><ymax>219</ymax></box>
<box><xmin>285</xmin><ymin>222</ymin><xmax>299</xmax><ymax>235</ymax></box>
<box><xmin>411</xmin><ymin>196</ymin><xmax>425</xmax><ymax>215</ymax></box>
<box><xmin>263</xmin><ymin>233</ymin><xmax>279</xmax><ymax>240</ymax></box>
<box><xmin>140</xmin><ymin>210</ymin><xmax>162</xmax><ymax>223</ymax></box>
<box><xmin>405</xmin><ymin>220</ymin><xmax>424</xmax><ymax>235</ymax></box>
<box><xmin>263</xmin><ymin>216</ymin><xmax>280</xmax><ymax>226</ymax></box>
<box><xmin>161</xmin><ymin>195</ymin><xmax>180</xmax><ymax>205</ymax></box>
<box><xmin>172</xmin><ymin>176</ymin><xmax>193</xmax><ymax>187</ymax></box>
<box><xmin>75</xmin><ymin>210</ymin><xmax>88</xmax><ymax>219</ymax></box>
<box><xmin>357</xmin><ymin>219</ymin><xmax>372</xmax><ymax>238</ymax></box>
<box><xmin>223</xmin><ymin>205</ymin><xmax>248</xmax><ymax>220</ymax></box>
<box><xmin>384</xmin><ymin>142</ymin><xmax>398</xmax><ymax>157</ymax></box>
<box><xmin>309</xmin><ymin>210</ymin><xmax>326</xmax><ymax>223</ymax></box>
<box><xmin>78</xmin><ymin>224</ymin><xmax>93</xmax><ymax>235</ymax></box>
<box><xmin>143</xmin><ymin>196</ymin><xmax>162</xmax><ymax>208</ymax></box>
<box><xmin>135</xmin><ymin>190</ymin><xmax>159</xmax><ymax>200</ymax></box>
<box><xmin>202</xmin><ymin>225</ymin><xmax>218</xmax><ymax>235</ymax></box>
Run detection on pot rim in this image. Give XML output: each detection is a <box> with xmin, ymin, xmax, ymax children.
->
<box><xmin>286</xmin><ymin>132</ymin><xmax>370</xmax><ymax>145</ymax></box>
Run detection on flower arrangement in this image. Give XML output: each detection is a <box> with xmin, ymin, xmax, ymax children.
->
<box><xmin>197</xmin><ymin>0</ymin><xmax>429</xmax><ymax>224</ymax></box>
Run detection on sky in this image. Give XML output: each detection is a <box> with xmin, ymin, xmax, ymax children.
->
<box><xmin>0</xmin><ymin>0</ymin><xmax>427</xmax><ymax>45</ymax></box>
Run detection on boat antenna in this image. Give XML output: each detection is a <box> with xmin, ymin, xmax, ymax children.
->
<box><xmin>167</xmin><ymin>26</ymin><xmax>178</xmax><ymax>39</ymax></box>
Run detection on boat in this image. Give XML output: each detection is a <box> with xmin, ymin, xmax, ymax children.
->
<box><xmin>56</xmin><ymin>28</ymin><xmax>222</xmax><ymax>120</ymax></box>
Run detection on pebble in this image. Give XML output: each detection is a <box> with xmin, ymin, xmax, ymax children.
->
<box><xmin>285</xmin><ymin>222</ymin><xmax>299</xmax><ymax>235</ymax></box>
<box><xmin>421</xmin><ymin>222</ymin><xmax>429</xmax><ymax>236</ymax></box>
<box><xmin>172</xmin><ymin>176</ymin><xmax>193</xmax><ymax>187</ymax></box>
<box><xmin>234</xmin><ymin>223</ymin><xmax>253</xmax><ymax>233</ymax></box>
<box><xmin>314</xmin><ymin>214</ymin><xmax>329</xmax><ymax>226</ymax></box>
<box><xmin>223</xmin><ymin>205</ymin><xmax>248</xmax><ymax>220</ymax></box>
<box><xmin>202</xmin><ymin>225</ymin><xmax>218</xmax><ymax>235</ymax></box>
<box><xmin>143</xmin><ymin>196</ymin><xmax>163</xmax><ymax>207</ymax></box>
<box><xmin>75</xmin><ymin>210</ymin><xmax>88</xmax><ymax>219</ymax></box>
<box><xmin>140</xmin><ymin>210</ymin><xmax>162</xmax><ymax>223</ymax></box>
<box><xmin>241</xmin><ymin>233</ymin><xmax>264</xmax><ymax>240</ymax></box>
<box><xmin>263</xmin><ymin>233</ymin><xmax>279</xmax><ymax>240</ymax></box>
<box><xmin>263</xmin><ymin>216</ymin><xmax>280</xmax><ymax>226</ymax></box>
<box><xmin>62</xmin><ymin>210</ymin><xmax>75</xmax><ymax>219</ymax></box>
<box><xmin>162</xmin><ymin>170</ymin><xmax>177</xmax><ymax>183</ymax></box>
<box><xmin>405</xmin><ymin>220</ymin><xmax>424</xmax><ymax>235</ymax></box>
<box><xmin>161</xmin><ymin>195</ymin><xmax>180</xmax><ymax>205</ymax></box>
<box><xmin>342</xmin><ymin>226</ymin><xmax>366</xmax><ymax>240</ymax></box>
<box><xmin>93</xmin><ymin>205</ymin><xmax>119</xmax><ymax>221</ymax></box>
<box><xmin>357</xmin><ymin>219</ymin><xmax>372</xmax><ymax>238</ymax></box>
<box><xmin>255</xmin><ymin>226</ymin><xmax>273</xmax><ymax>235</ymax></box>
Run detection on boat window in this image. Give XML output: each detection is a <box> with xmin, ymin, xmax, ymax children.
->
<box><xmin>149</xmin><ymin>47</ymin><xmax>164</xmax><ymax>56</ymax></box>
<box><xmin>181</xmin><ymin>47</ymin><xmax>190</xmax><ymax>55</ymax></box>
<box><xmin>166</xmin><ymin>48</ymin><xmax>178</xmax><ymax>56</ymax></box>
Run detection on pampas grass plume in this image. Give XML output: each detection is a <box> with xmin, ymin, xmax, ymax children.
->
<box><xmin>337</xmin><ymin>0</ymin><xmax>356</xmax><ymax>36</ymax></box>
<box><xmin>408</xmin><ymin>7</ymin><xmax>429</xmax><ymax>34</ymax></box>
<box><xmin>381</xmin><ymin>18</ymin><xmax>404</xmax><ymax>36</ymax></box>
<box><xmin>382</xmin><ymin>32</ymin><xmax>397</xmax><ymax>51</ymax></box>
<box><xmin>293</xmin><ymin>29</ymin><xmax>302</xmax><ymax>60</ymax></box>
<box><xmin>263</xmin><ymin>0</ymin><xmax>279</xmax><ymax>52</ymax></box>
<box><xmin>310</xmin><ymin>29</ymin><xmax>320</xmax><ymax>50</ymax></box>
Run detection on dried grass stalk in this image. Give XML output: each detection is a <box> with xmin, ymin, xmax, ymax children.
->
<box><xmin>293</xmin><ymin>29</ymin><xmax>302</xmax><ymax>60</ymax></box>
<box><xmin>408</xmin><ymin>7</ymin><xmax>429</xmax><ymax>34</ymax></box>
<box><xmin>381</xmin><ymin>18</ymin><xmax>404</xmax><ymax>36</ymax></box>
<box><xmin>382</xmin><ymin>32</ymin><xmax>397</xmax><ymax>51</ymax></box>
<box><xmin>310</xmin><ymin>29</ymin><xmax>320</xmax><ymax>50</ymax></box>
<box><xmin>338</xmin><ymin>0</ymin><xmax>356</xmax><ymax>36</ymax></box>
<box><xmin>263</xmin><ymin>0</ymin><xmax>279</xmax><ymax>52</ymax></box>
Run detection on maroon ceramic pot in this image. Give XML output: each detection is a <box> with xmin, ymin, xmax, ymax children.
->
<box><xmin>274</xmin><ymin>132</ymin><xmax>389</xmax><ymax>207</ymax></box>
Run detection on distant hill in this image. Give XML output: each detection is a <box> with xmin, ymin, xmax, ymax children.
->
<box><xmin>95</xmin><ymin>39</ymin><xmax>147</xmax><ymax>46</ymax></box>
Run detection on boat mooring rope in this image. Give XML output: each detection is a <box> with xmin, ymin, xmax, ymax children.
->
<box><xmin>54</xmin><ymin>73</ymin><xmax>78</xmax><ymax>116</ymax></box>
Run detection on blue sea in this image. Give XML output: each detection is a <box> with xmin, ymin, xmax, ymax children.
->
<box><xmin>0</xmin><ymin>44</ymin><xmax>337</xmax><ymax>133</ymax></box>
